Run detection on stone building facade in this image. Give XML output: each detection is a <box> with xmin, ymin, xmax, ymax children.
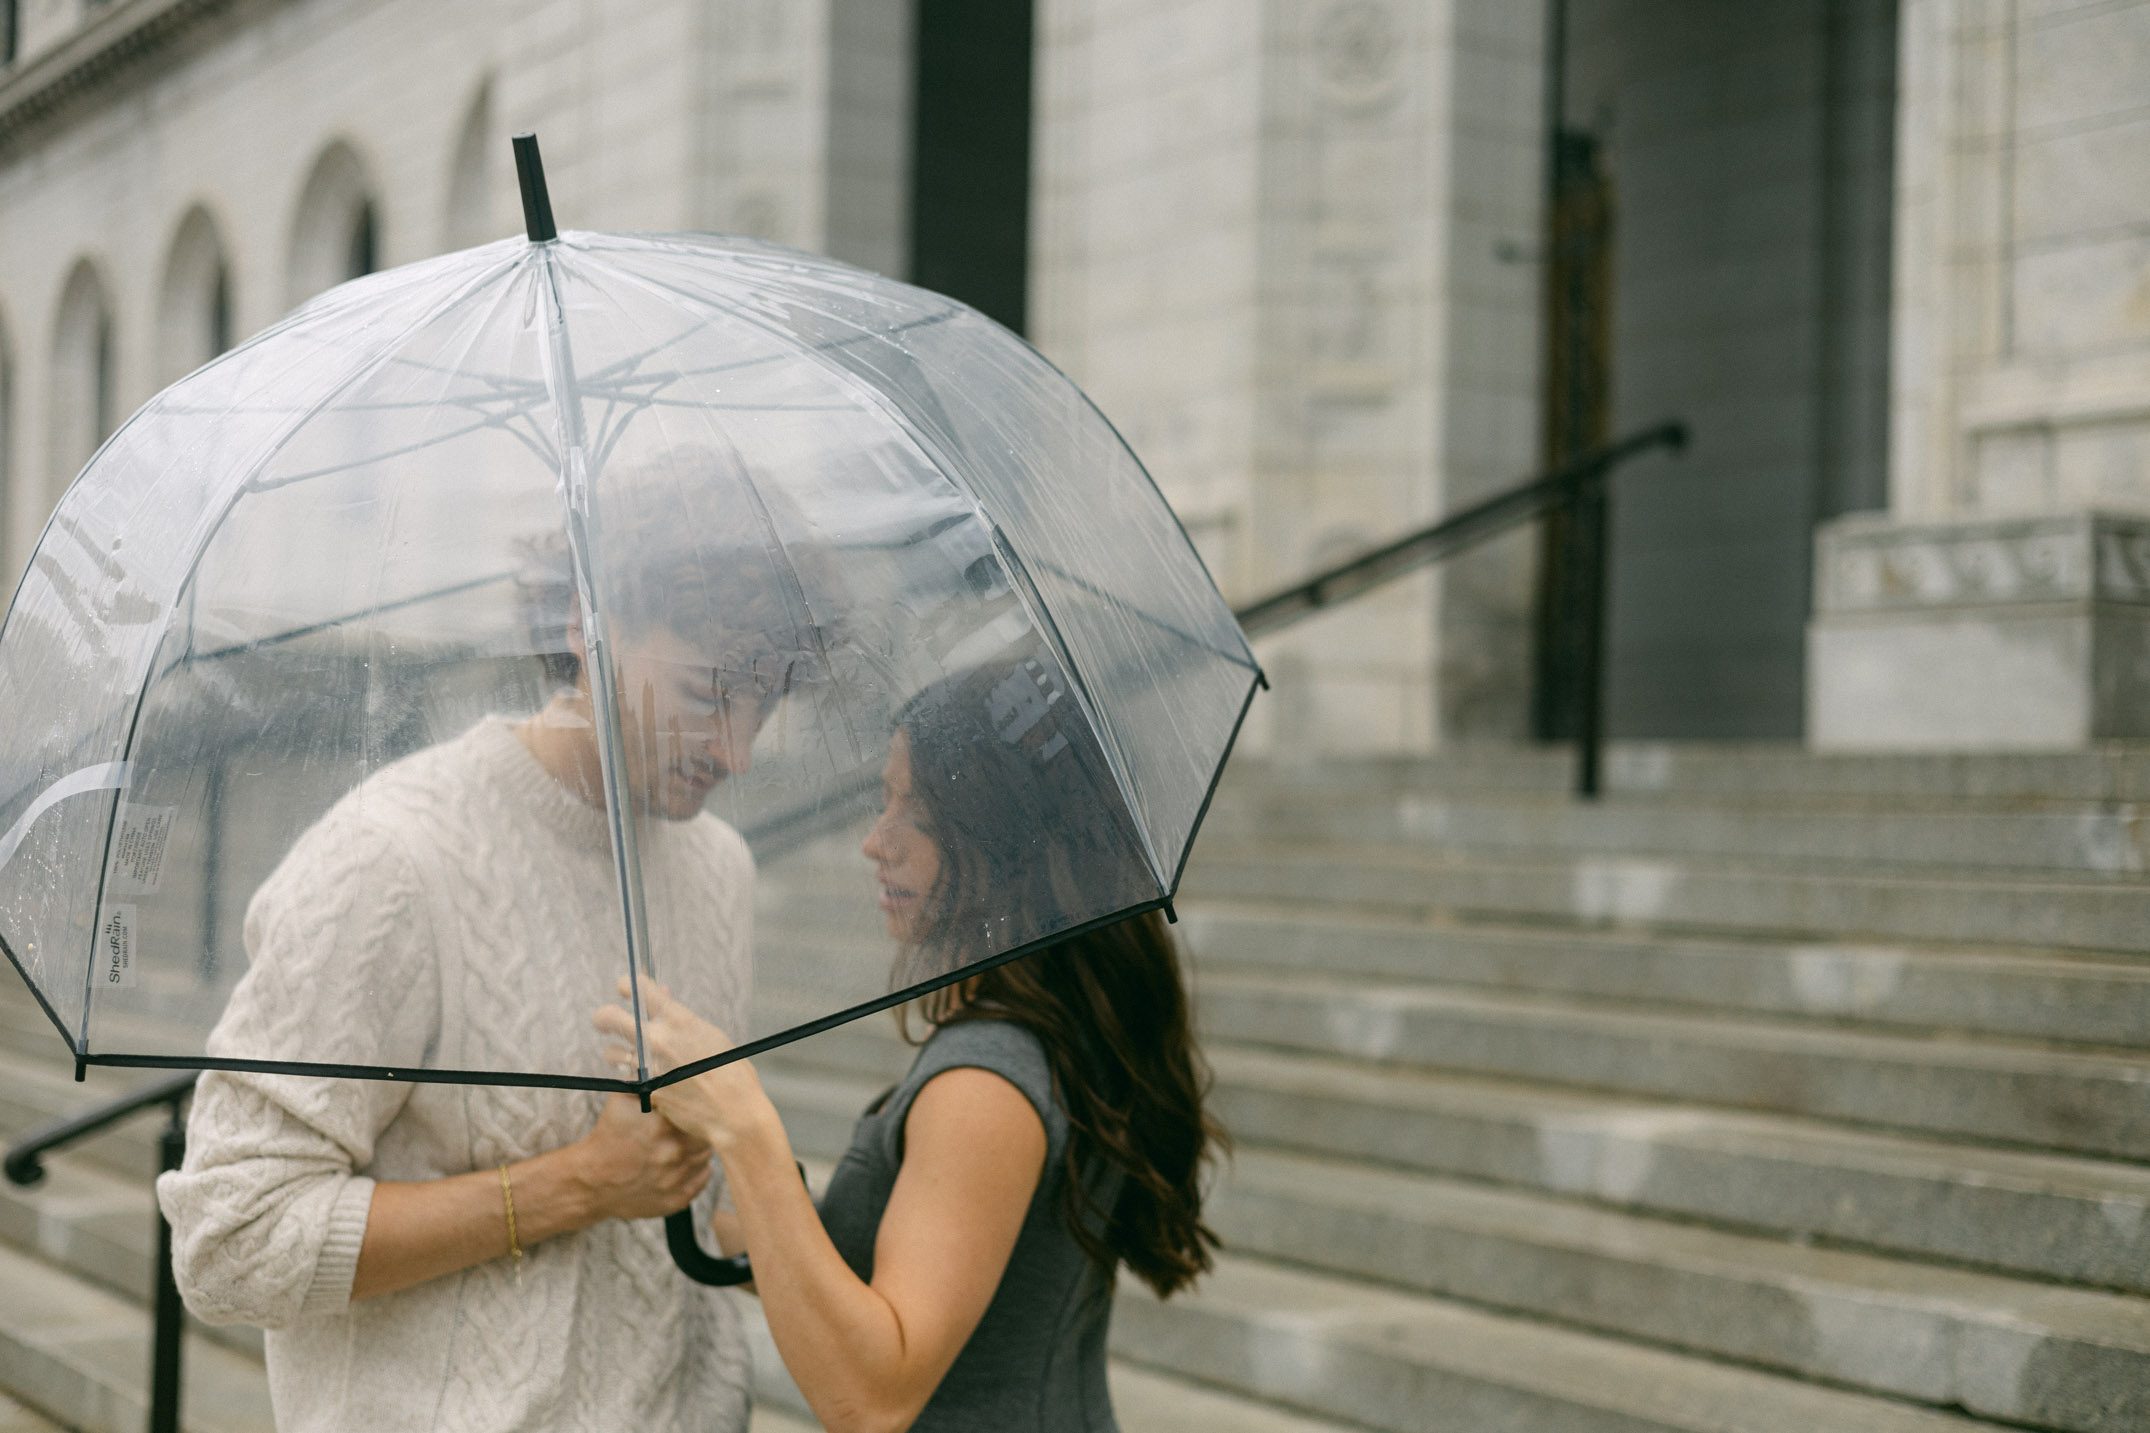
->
<box><xmin>0</xmin><ymin>0</ymin><xmax>2145</xmax><ymax>752</ymax></box>
<box><xmin>1807</xmin><ymin>0</ymin><xmax>2150</xmax><ymax>747</ymax></box>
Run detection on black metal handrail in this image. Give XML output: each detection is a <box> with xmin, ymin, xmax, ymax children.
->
<box><xmin>6</xmin><ymin>1070</ymin><xmax>196</xmax><ymax>1433</ymax></box>
<box><xmin>1230</xmin><ymin>420</ymin><xmax>1687</xmax><ymax>796</ymax></box>
<box><xmin>3</xmin><ymin>1068</ymin><xmax>196</xmax><ymax>1186</ymax></box>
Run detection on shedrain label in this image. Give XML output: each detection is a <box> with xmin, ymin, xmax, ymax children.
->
<box><xmin>100</xmin><ymin>904</ymin><xmax>137</xmax><ymax>988</ymax></box>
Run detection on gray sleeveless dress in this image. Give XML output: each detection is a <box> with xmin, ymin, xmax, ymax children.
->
<box><xmin>815</xmin><ymin>1018</ymin><xmax>1119</xmax><ymax>1432</ymax></box>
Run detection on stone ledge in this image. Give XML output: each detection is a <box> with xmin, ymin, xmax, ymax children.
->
<box><xmin>1817</xmin><ymin>509</ymin><xmax>2150</xmax><ymax>615</ymax></box>
<box><xmin>1809</xmin><ymin>510</ymin><xmax>2150</xmax><ymax>748</ymax></box>
<box><xmin>0</xmin><ymin>0</ymin><xmax>269</xmax><ymax>157</ymax></box>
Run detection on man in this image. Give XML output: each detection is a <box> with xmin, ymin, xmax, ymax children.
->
<box><xmin>157</xmin><ymin>453</ymin><xmax>833</xmax><ymax>1432</ymax></box>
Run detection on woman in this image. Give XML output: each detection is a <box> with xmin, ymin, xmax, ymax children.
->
<box><xmin>597</xmin><ymin>653</ymin><xmax>1226</xmax><ymax>1433</ymax></box>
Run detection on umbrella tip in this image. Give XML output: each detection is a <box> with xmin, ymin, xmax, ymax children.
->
<box><xmin>512</xmin><ymin>133</ymin><xmax>558</xmax><ymax>244</ymax></box>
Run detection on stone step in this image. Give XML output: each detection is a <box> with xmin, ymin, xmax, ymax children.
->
<box><xmin>1201</xmin><ymin>787</ymin><xmax>2150</xmax><ymax>874</ymax></box>
<box><xmin>741</xmin><ymin>1301</ymin><xmax>1367</xmax><ymax>1433</ymax></box>
<box><xmin>0</xmin><ymin>1144</ymin><xmax>268</xmax><ymax>1364</ymax></box>
<box><xmin>1112</xmin><ymin>1253</ymin><xmax>1998</xmax><ymax>1433</ymax></box>
<box><xmin>757</xmin><ymin>1060</ymin><xmax>2150</xmax><ymax>1429</ymax></box>
<box><xmin>1198</xmin><ymin>968</ymin><xmax>2150</xmax><ymax>1160</ymax></box>
<box><xmin>755</xmin><ymin>1034</ymin><xmax>2150</xmax><ymax>1297</ymax></box>
<box><xmin>0</xmin><ymin>996</ymin><xmax>68</xmax><ymax>1060</ymax></box>
<box><xmin>754</xmin><ymin>972</ymin><xmax>2150</xmax><ymax>1180</ymax></box>
<box><xmin>0</xmin><ymin>1391</ymin><xmax>64</xmax><ymax>1432</ymax></box>
<box><xmin>1215</xmin><ymin>1147</ymin><xmax>2150</xmax><ymax>1433</ymax></box>
<box><xmin>0</xmin><ymin>1243</ymin><xmax>272</xmax><ymax>1433</ymax></box>
<box><xmin>1198</xmin><ymin>1043</ymin><xmax>2150</xmax><ymax>1294</ymax></box>
<box><xmin>1220</xmin><ymin>914</ymin><xmax>2137</xmax><ymax>1044</ymax></box>
<box><xmin>750</xmin><ymin>1000</ymin><xmax>918</xmax><ymax>1085</ymax></box>
<box><xmin>1225</xmin><ymin>745</ymin><xmax>2150</xmax><ymax>804</ymax></box>
<box><xmin>1178</xmin><ymin>840</ymin><xmax>2150</xmax><ymax>952</ymax></box>
<box><xmin>757</xmin><ymin>910</ymin><xmax>2150</xmax><ymax>1049</ymax></box>
<box><xmin>757</xmin><ymin>1067</ymin><xmax>880</xmax><ymax>1160</ymax></box>
<box><xmin>0</xmin><ymin>1147</ymin><xmax>159</xmax><ymax>1305</ymax></box>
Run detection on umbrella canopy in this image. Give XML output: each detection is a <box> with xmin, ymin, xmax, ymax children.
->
<box><xmin>0</xmin><ymin>142</ymin><xmax>1259</xmax><ymax>1096</ymax></box>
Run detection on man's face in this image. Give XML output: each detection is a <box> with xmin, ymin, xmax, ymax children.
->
<box><xmin>611</xmin><ymin>627</ymin><xmax>792</xmax><ymax>820</ymax></box>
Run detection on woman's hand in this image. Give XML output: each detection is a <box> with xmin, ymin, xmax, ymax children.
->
<box><xmin>558</xmin><ymin>1093</ymin><xmax>714</xmax><ymax>1222</ymax></box>
<box><xmin>594</xmin><ymin>979</ymin><xmax>782</xmax><ymax>1156</ymax></box>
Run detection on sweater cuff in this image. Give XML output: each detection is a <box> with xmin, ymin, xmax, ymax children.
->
<box><xmin>298</xmin><ymin>1176</ymin><xmax>375</xmax><ymax>1319</ymax></box>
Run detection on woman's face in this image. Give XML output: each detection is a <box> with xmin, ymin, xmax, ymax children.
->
<box><xmin>861</xmin><ymin>729</ymin><xmax>942</xmax><ymax>942</ymax></box>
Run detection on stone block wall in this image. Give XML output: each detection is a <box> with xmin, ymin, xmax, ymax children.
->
<box><xmin>1808</xmin><ymin>0</ymin><xmax>2150</xmax><ymax>749</ymax></box>
<box><xmin>1891</xmin><ymin>0</ymin><xmax>2150</xmax><ymax>518</ymax></box>
<box><xmin>1034</xmin><ymin>0</ymin><xmax>1546</xmax><ymax>755</ymax></box>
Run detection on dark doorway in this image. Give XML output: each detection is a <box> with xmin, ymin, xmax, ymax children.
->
<box><xmin>1536</xmin><ymin>0</ymin><xmax>1898</xmax><ymax>740</ymax></box>
<box><xmin>908</xmin><ymin>0</ymin><xmax>1034</xmax><ymax>334</ymax></box>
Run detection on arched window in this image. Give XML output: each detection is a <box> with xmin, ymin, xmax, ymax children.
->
<box><xmin>50</xmin><ymin>259</ymin><xmax>116</xmax><ymax>504</ymax></box>
<box><xmin>158</xmin><ymin>206</ymin><xmax>236</xmax><ymax>385</ymax></box>
<box><xmin>288</xmin><ymin>140</ymin><xmax>383</xmax><ymax>308</ymax></box>
<box><xmin>444</xmin><ymin>78</ymin><xmax>497</xmax><ymax>251</ymax></box>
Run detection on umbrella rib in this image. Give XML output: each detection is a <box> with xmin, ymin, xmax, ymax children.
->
<box><xmin>1024</xmin><ymin>554</ymin><xmax>1259</xmax><ymax>672</ymax></box>
<box><xmin>175</xmin><ymin>571</ymin><xmax>516</xmax><ymax>666</ymax></box>
<box><xmin>242</xmin><ymin>413</ymin><xmax>526</xmax><ymax>494</ymax></box>
<box><xmin>984</xmin><ymin>530</ymin><xmax>1172</xmax><ymax>895</ymax></box>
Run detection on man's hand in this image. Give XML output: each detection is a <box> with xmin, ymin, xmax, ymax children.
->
<box><xmin>563</xmin><ymin>1093</ymin><xmax>714</xmax><ymax>1223</ymax></box>
<box><xmin>351</xmin><ymin>1094</ymin><xmax>713</xmax><ymax>1301</ymax></box>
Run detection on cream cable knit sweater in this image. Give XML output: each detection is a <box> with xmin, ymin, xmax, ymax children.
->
<box><xmin>156</xmin><ymin>718</ymin><xmax>755</xmax><ymax>1433</ymax></box>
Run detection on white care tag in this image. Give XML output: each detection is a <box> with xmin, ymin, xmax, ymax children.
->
<box><xmin>99</xmin><ymin>904</ymin><xmax>137</xmax><ymax>989</ymax></box>
<box><xmin>108</xmin><ymin>804</ymin><xmax>175</xmax><ymax>895</ymax></box>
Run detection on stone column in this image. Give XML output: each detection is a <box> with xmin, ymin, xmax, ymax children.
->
<box><xmin>684</xmin><ymin>0</ymin><xmax>836</xmax><ymax>247</ymax></box>
<box><xmin>1808</xmin><ymin>0</ymin><xmax>2150</xmax><ymax>747</ymax></box>
<box><xmin>1033</xmin><ymin>0</ymin><xmax>1546</xmax><ymax>755</ymax></box>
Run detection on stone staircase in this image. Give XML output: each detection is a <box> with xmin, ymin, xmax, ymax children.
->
<box><xmin>748</xmin><ymin>743</ymin><xmax>2150</xmax><ymax>1432</ymax></box>
<box><xmin>3</xmin><ymin>743</ymin><xmax>2148</xmax><ymax>1430</ymax></box>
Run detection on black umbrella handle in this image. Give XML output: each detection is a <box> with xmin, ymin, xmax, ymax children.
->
<box><xmin>665</xmin><ymin>1209</ymin><xmax>754</xmax><ymax>1285</ymax></box>
<box><xmin>664</xmin><ymin>1160</ymin><xmax>810</xmax><ymax>1285</ymax></box>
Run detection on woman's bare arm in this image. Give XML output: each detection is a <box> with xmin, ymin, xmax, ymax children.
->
<box><xmin>729</xmin><ymin>1069</ymin><xmax>1044</xmax><ymax>1433</ymax></box>
<box><xmin>599</xmin><ymin>986</ymin><xmax>1045</xmax><ymax>1433</ymax></box>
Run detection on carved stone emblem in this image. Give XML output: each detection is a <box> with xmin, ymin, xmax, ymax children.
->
<box><xmin>1313</xmin><ymin>1</ymin><xmax>1401</xmax><ymax>107</ymax></box>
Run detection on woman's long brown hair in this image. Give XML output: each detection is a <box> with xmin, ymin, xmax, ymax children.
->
<box><xmin>895</xmin><ymin>655</ymin><xmax>1226</xmax><ymax>1299</ymax></box>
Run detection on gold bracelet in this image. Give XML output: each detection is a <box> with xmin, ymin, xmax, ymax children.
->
<box><xmin>498</xmin><ymin>1163</ymin><xmax>523</xmax><ymax>1282</ymax></box>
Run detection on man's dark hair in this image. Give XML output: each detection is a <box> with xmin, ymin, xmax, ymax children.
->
<box><xmin>513</xmin><ymin>445</ymin><xmax>842</xmax><ymax>688</ymax></box>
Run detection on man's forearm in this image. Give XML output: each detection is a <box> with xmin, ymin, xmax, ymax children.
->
<box><xmin>350</xmin><ymin>1148</ymin><xmax>595</xmax><ymax>1301</ymax></box>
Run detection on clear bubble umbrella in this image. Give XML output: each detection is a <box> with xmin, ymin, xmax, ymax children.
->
<box><xmin>0</xmin><ymin>136</ymin><xmax>1260</xmax><ymax>1279</ymax></box>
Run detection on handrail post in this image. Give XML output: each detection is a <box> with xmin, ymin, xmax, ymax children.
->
<box><xmin>1571</xmin><ymin>462</ymin><xmax>1611</xmax><ymax>800</ymax></box>
<box><xmin>148</xmin><ymin>1095</ymin><xmax>187</xmax><ymax>1433</ymax></box>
